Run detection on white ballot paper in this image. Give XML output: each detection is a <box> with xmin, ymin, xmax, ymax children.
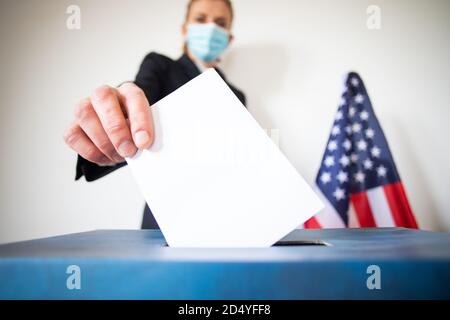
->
<box><xmin>126</xmin><ymin>69</ymin><xmax>323</xmax><ymax>247</ymax></box>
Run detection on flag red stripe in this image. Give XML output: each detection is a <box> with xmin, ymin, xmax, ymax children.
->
<box><xmin>304</xmin><ymin>216</ymin><xmax>322</xmax><ymax>229</ymax></box>
<box><xmin>383</xmin><ymin>182</ymin><xmax>418</xmax><ymax>228</ymax></box>
<box><xmin>350</xmin><ymin>192</ymin><xmax>377</xmax><ymax>227</ymax></box>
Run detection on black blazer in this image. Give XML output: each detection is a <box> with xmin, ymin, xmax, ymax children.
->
<box><xmin>75</xmin><ymin>52</ymin><xmax>246</xmax><ymax>229</ymax></box>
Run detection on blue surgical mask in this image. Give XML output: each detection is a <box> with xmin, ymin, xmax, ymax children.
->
<box><xmin>186</xmin><ymin>23</ymin><xmax>230</xmax><ymax>63</ymax></box>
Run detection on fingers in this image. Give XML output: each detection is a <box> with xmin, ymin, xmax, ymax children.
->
<box><xmin>90</xmin><ymin>85</ymin><xmax>137</xmax><ymax>158</ymax></box>
<box><xmin>117</xmin><ymin>82</ymin><xmax>154</xmax><ymax>149</ymax></box>
<box><xmin>64</xmin><ymin>83</ymin><xmax>154</xmax><ymax>166</ymax></box>
<box><xmin>63</xmin><ymin>122</ymin><xmax>112</xmax><ymax>165</ymax></box>
<box><xmin>74</xmin><ymin>98</ymin><xmax>124</xmax><ymax>163</ymax></box>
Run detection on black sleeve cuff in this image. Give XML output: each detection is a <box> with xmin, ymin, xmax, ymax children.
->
<box><xmin>75</xmin><ymin>155</ymin><xmax>127</xmax><ymax>182</ymax></box>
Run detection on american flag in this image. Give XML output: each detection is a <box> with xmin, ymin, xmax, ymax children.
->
<box><xmin>304</xmin><ymin>72</ymin><xmax>418</xmax><ymax>229</ymax></box>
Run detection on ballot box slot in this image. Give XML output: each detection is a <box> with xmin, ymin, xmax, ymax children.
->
<box><xmin>273</xmin><ymin>240</ymin><xmax>329</xmax><ymax>246</ymax></box>
<box><xmin>161</xmin><ymin>241</ymin><xmax>330</xmax><ymax>247</ymax></box>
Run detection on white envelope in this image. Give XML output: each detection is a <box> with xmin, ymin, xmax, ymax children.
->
<box><xmin>126</xmin><ymin>69</ymin><xmax>323</xmax><ymax>247</ymax></box>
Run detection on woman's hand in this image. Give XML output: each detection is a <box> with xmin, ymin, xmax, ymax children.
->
<box><xmin>63</xmin><ymin>82</ymin><xmax>154</xmax><ymax>165</ymax></box>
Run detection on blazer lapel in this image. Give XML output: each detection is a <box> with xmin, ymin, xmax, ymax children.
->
<box><xmin>177</xmin><ymin>54</ymin><xmax>201</xmax><ymax>80</ymax></box>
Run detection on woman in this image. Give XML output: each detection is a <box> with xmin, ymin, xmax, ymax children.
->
<box><xmin>63</xmin><ymin>0</ymin><xmax>246</xmax><ymax>228</ymax></box>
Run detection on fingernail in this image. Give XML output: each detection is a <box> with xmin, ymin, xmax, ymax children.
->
<box><xmin>98</xmin><ymin>156</ymin><xmax>115</xmax><ymax>167</ymax></box>
<box><xmin>118</xmin><ymin>140</ymin><xmax>136</xmax><ymax>157</ymax></box>
<box><xmin>134</xmin><ymin>130</ymin><xmax>150</xmax><ymax>148</ymax></box>
<box><xmin>112</xmin><ymin>154</ymin><xmax>124</xmax><ymax>163</ymax></box>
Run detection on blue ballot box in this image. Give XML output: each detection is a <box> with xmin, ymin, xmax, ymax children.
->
<box><xmin>0</xmin><ymin>228</ymin><xmax>449</xmax><ymax>300</ymax></box>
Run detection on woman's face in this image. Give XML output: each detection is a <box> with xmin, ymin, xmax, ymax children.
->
<box><xmin>185</xmin><ymin>0</ymin><xmax>233</xmax><ymax>31</ymax></box>
<box><xmin>182</xmin><ymin>0</ymin><xmax>234</xmax><ymax>65</ymax></box>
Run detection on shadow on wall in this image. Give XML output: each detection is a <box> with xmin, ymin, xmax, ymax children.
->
<box><xmin>221</xmin><ymin>43</ymin><xmax>290</xmax><ymax>129</ymax></box>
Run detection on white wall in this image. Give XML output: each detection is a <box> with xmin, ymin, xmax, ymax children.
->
<box><xmin>1</xmin><ymin>0</ymin><xmax>449</xmax><ymax>244</ymax></box>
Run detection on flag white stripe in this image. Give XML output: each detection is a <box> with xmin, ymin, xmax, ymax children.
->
<box><xmin>348</xmin><ymin>202</ymin><xmax>360</xmax><ymax>228</ymax></box>
<box><xmin>314</xmin><ymin>186</ymin><xmax>346</xmax><ymax>228</ymax></box>
<box><xmin>367</xmin><ymin>186</ymin><xmax>395</xmax><ymax>227</ymax></box>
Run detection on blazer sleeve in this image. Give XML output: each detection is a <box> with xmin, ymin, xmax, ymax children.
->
<box><xmin>75</xmin><ymin>52</ymin><xmax>165</xmax><ymax>181</ymax></box>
